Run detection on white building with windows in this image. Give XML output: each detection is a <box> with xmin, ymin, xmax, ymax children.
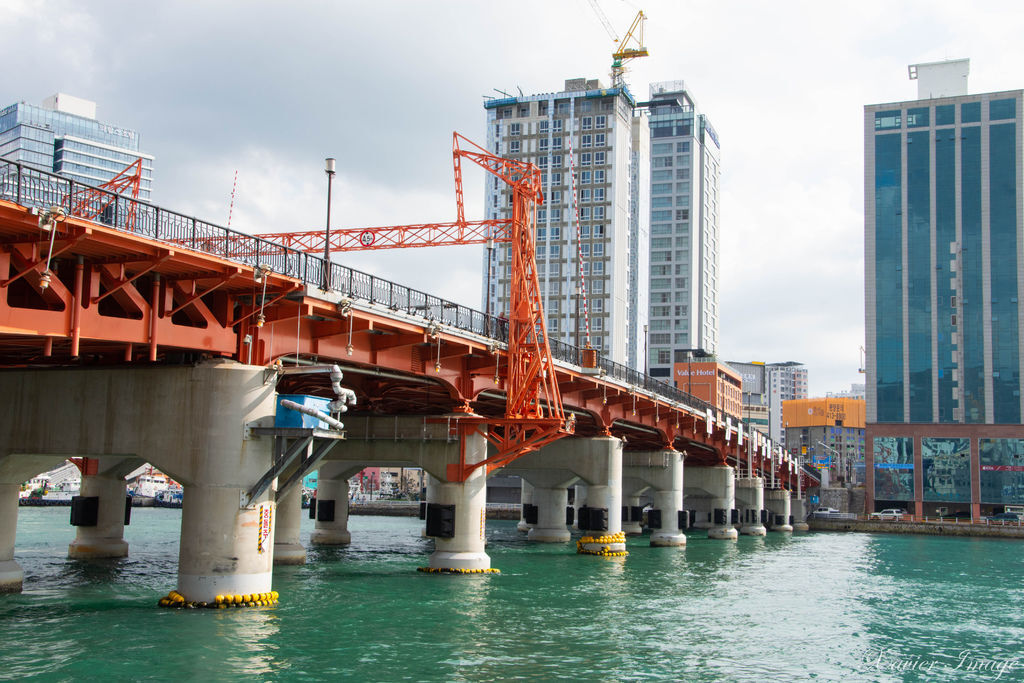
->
<box><xmin>642</xmin><ymin>82</ymin><xmax>721</xmax><ymax>378</ymax></box>
<box><xmin>482</xmin><ymin>78</ymin><xmax>648</xmax><ymax>368</ymax></box>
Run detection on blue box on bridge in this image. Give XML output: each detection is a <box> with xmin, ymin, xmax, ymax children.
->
<box><xmin>275</xmin><ymin>394</ymin><xmax>333</xmax><ymax>429</ymax></box>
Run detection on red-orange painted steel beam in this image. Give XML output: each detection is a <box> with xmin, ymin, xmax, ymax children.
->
<box><xmin>257</xmin><ymin>219</ymin><xmax>513</xmax><ymax>254</ymax></box>
<box><xmin>68</xmin><ymin>158</ymin><xmax>143</xmax><ymax>231</ymax></box>
<box><xmin>91</xmin><ymin>254</ymin><xmax>172</xmax><ymax>304</ymax></box>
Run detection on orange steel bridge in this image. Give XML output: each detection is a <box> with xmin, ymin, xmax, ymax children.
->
<box><xmin>0</xmin><ymin>155</ymin><xmax>813</xmax><ymax>490</ymax></box>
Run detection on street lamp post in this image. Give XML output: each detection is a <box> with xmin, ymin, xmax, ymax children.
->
<box><xmin>818</xmin><ymin>440</ymin><xmax>845</xmax><ymax>485</ymax></box>
<box><xmin>643</xmin><ymin>324</ymin><xmax>648</xmax><ymax>375</ymax></box>
<box><xmin>485</xmin><ymin>237</ymin><xmax>495</xmax><ymax>335</ymax></box>
<box><xmin>323</xmin><ymin>157</ymin><xmax>336</xmax><ymax>291</ymax></box>
<box><xmin>678</xmin><ymin>347</ymin><xmax>707</xmax><ymax>397</ymax></box>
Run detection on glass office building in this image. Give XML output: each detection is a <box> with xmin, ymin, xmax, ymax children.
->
<box><xmin>865</xmin><ymin>60</ymin><xmax>1024</xmax><ymax>516</ymax></box>
<box><xmin>0</xmin><ymin>93</ymin><xmax>154</xmax><ymax>200</ymax></box>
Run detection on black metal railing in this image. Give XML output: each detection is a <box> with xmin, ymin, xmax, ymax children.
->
<box><xmin>0</xmin><ymin>158</ymin><xmax>723</xmax><ymax>422</ymax></box>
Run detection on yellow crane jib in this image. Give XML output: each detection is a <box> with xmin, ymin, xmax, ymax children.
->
<box><xmin>612</xmin><ymin>10</ymin><xmax>648</xmax><ymax>63</ymax></box>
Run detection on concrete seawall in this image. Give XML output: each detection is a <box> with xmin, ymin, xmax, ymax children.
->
<box><xmin>809</xmin><ymin>518</ymin><xmax>1024</xmax><ymax>539</ymax></box>
<box><xmin>348</xmin><ymin>502</ymin><xmax>520</xmax><ymax>520</ymax></box>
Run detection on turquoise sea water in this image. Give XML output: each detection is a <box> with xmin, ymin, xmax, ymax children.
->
<box><xmin>1</xmin><ymin>508</ymin><xmax>1022</xmax><ymax>681</ymax></box>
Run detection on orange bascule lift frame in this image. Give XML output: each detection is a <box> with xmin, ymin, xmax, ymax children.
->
<box><xmin>260</xmin><ymin>133</ymin><xmax>577</xmax><ymax>482</ymax></box>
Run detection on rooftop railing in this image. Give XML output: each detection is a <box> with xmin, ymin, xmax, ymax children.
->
<box><xmin>0</xmin><ymin>158</ymin><xmax>725</xmax><ymax>423</ymax></box>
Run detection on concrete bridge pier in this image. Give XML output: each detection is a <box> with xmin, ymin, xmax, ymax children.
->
<box><xmin>68</xmin><ymin>461</ymin><xmax>138</xmax><ymax>559</ymax></box>
<box><xmin>1</xmin><ymin>454</ymin><xmax>78</xmax><ymax>593</ymax></box>
<box><xmin>792</xmin><ymin>497</ymin><xmax>809</xmax><ymax>531</ymax></box>
<box><xmin>766</xmin><ymin>489</ymin><xmax>793</xmax><ymax>532</ymax></box>
<box><xmin>621</xmin><ymin>489</ymin><xmax>645</xmax><ymax>536</ymax></box>
<box><xmin>426</xmin><ymin>426</ymin><xmax>489</xmax><ymax>571</ymax></box>
<box><xmin>178</xmin><ymin>485</ymin><xmax>276</xmax><ymax>602</ymax></box>
<box><xmin>310</xmin><ymin>462</ymin><xmax>355</xmax><ymax>546</ymax></box>
<box><xmin>0</xmin><ymin>361</ymin><xmax>280</xmax><ymax>604</ymax></box>
<box><xmin>517</xmin><ymin>479</ymin><xmax>534</xmax><ymax>532</ymax></box>
<box><xmin>686</xmin><ymin>465</ymin><xmax>738</xmax><ymax>540</ymax></box>
<box><xmin>528</xmin><ymin>485</ymin><xmax>572</xmax><ymax>542</ymax></box>
<box><xmin>169</xmin><ymin>364</ymin><xmax>279</xmax><ymax>603</ymax></box>
<box><xmin>735</xmin><ymin>477</ymin><xmax>767</xmax><ymax>536</ymax></box>
<box><xmin>519</xmin><ymin>469</ymin><xmax>578</xmax><ymax>543</ymax></box>
<box><xmin>274</xmin><ymin>486</ymin><xmax>307</xmax><ymax>564</ymax></box>
<box><xmin>633</xmin><ymin>449</ymin><xmax>686</xmax><ymax>547</ymax></box>
<box><xmin>0</xmin><ymin>484</ymin><xmax>21</xmax><ymax>593</ymax></box>
<box><xmin>502</xmin><ymin>453</ymin><xmax>578</xmax><ymax>543</ymax></box>
<box><xmin>569</xmin><ymin>436</ymin><xmax>625</xmax><ymax>554</ymax></box>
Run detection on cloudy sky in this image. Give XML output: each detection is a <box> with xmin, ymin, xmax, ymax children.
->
<box><xmin>4</xmin><ymin>0</ymin><xmax>1023</xmax><ymax>396</ymax></box>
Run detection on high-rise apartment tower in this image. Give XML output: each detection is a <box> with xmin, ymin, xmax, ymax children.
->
<box><xmin>482</xmin><ymin>78</ymin><xmax>648</xmax><ymax>368</ymax></box>
<box><xmin>642</xmin><ymin>82</ymin><xmax>721</xmax><ymax>378</ymax></box>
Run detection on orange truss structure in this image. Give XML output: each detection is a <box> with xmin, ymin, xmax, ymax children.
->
<box><xmin>258</xmin><ymin>133</ymin><xmax>574</xmax><ymax>480</ymax></box>
<box><xmin>68</xmin><ymin>158</ymin><xmax>144</xmax><ymax>231</ymax></box>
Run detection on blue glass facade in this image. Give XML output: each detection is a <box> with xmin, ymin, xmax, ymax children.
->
<box><xmin>873</xmin><ymin>436</ymin><xmax>914</xmax><ymax>501</ymax></box>
<box><xmin>921</xmin><ymin>437</ymin><xmax>971</xmax><ymax>502</ymax></box>
<box><xmin>869</xmin><ymin>90</ymin><xmax>1022</xmax><ymax>426</ymax></box>
<box><xmin>874</xmin><ymin>131</ymin><xmax>903</xmax><ymax>421</ymax></box>
<box><xmin>867</xmin><ymin>82</ymin><xmax>1024</xmax><ymax>515</ymax></box>
<box><xmin>907</xmin><ymin>129</ymin><xmax>931</xmax><ymax>421</ymax></box>
<box><xmin>0</xmin><ymin>101</ymin><xmax>153</xmax><ymax>199</ymax></box>
<box><xmin>961</xmin><ymin>125</ymin><xmax>984</xmax><ymax>422</ymax></box>
<box><xmin>935</xmin><ymin>125</ymin><xmax>956</xmax><ymax>422</ymax></box>
<box><xmin>989</xmin><ymin>120</ymin><xmax>1019</xmax><ymax>423</ymax></box>
<box><xmin>979</xmin><ymin>438</ymin><xmax>1024</xmax><ymax>504</ymax></box>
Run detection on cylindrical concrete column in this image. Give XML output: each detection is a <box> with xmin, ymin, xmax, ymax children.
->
<box><xmin>68</xmin><ymin>473</ymin><xmax>130</xmax><ymax>558</ymax></box>
<box><xmin>736</xmin><ymin>477</ymin><xmax>767</xmax><ymax>536</ymax></box>
<box><xmin>311</xmin><ymin>462</ymin><xmax>351</xmax><ymax>545</ymax></box>
<box><xmin>650</xmin><ymin>450</ymin><xmax>686</xmax><ymax>547</ymax></box>
<box><xmin>577</xmin><ymin>436</ymin><xmax>626</xmax><ymax>555</ymax></box>
<box><xmin>517</xmin><ymin>479</ymin><xmax>535</xmax><ymax>532</ymax></box>
<box><xmin>791</xmin><ymin>496</ymin><xmax>809</xmax><ymax>531</ymax></box>
<box><xmin>0</xmin><ymin>484</ymin><xmax>23</xmax><ymax>593</ymax></box>
<box><xmin>421</xmin><ymin>474</ymin><xmax>437</xmax><ymax>538</ymax></box>
<box><xmin>273</xmin><ymin>486</ymin><xmax>306</xmax><ymax>564</ymax></box>
<box><xmin>622</xmin><ymin>494</ymin><xmax>643</xmax><ymax>535</ymax></box>
<box><xmin>766</xmin><ymin>489</ymin><xmax>793</xmax><ymax>532</ymax></box>
<box><xmin>178</xmin><ymin>485</ymin><xmax>274</xmax><ymax>602</ymax></box>
<box><xmin>527</xmin><ymin>486</ymin><xmax>570</xmax><ymax>542</ymax></box>
<box><xmin>687</xmin><ymin>465</ymin><xmax>738</xmax><ymax>540</ymax></box>
<box><xmin>428</xmin><ymin>427</ymin><xmax>489</xmax><ymax>570</ymax></box>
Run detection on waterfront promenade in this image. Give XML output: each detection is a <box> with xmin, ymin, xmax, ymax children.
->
<box><xmin>809</xmin><ymin>515</ymin><xmax>1024</xmax><ymax>538</ymax></box>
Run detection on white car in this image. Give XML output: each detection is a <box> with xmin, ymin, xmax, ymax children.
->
<box><xmin>870</xmin><ymin>508</ymin><xmax>907</xmax><ymax>520</ymax></box>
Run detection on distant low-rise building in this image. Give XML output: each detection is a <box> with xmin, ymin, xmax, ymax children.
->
<box><xmin>727</xmin><ymin>360</ymin><xmax>808</xmax><ymax>446</ymax></box>
<box><xmin>783</xmin><ymin>397</ymin><xmax>866</xmax><ymax>485</ymax></box>
<box><xmin>674</xmin><ymin>359</ymin><xmax>742</xmax><ymax>417</ymax></box>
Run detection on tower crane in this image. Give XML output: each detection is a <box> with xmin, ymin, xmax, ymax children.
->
<box><xmin>586</xmin><ymin>1</ymin><xmax>648</xmax><ymax>87</ymax></box>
